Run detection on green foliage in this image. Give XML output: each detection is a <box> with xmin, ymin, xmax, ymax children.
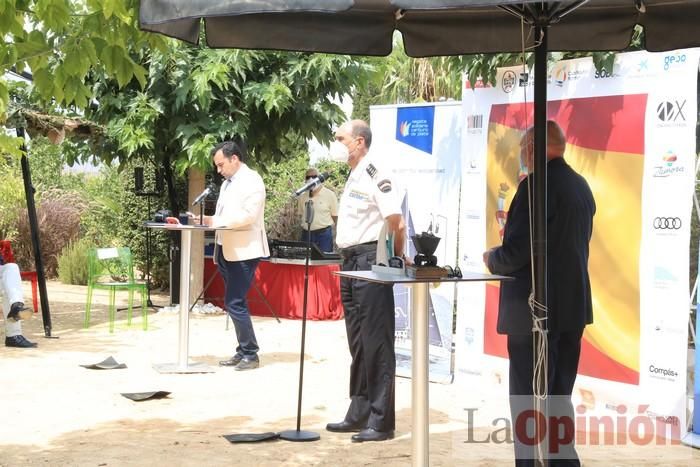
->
<box><xmin>88</xmin><ymin>47</ymin><xmax>372</xmax><ymax>177</ymax></box>
<box><xmin>57</xmin><ymin>237</ymin><xmax>93</xmax><ymax>285</ymax></box>
<box><xmin>258</xmin><ymin>151</ymin><xmax>348</xmax><ymax>241</ymax></box>
<box><xmin>112</xmin><ymin>162</ymin><xmax>185</xmax><ymax>288</ymax></box>
<box><xmin>1</xmin><ymin>0</ymin><xmax>164</xmax><ymax>127</ymax></box>
<box><xmin>0</xmin><ymin>154</ymin><xmax>25</xmax><ymax>240</ymax></box>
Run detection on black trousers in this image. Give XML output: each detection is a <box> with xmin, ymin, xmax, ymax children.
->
<box><xmin>507</xmin><ymin>329</ymin><xmax>584</xmax><ymax>467</ymax></box>
<box><xmin>339</xmin><ymin>248</ymin><xmax>396</xmax><ymax>432</ymax></box>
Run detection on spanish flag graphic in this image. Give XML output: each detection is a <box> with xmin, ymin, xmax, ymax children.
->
<box><xmin>484</xmin><ymin>95</ymin><xmax>647</xmax><ymax>385</ymax></box>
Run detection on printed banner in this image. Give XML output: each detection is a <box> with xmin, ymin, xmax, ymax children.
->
<box><xmin>371</xmin><ymin>103</ymin><xmax>462</xmax><ymax>383</ymax></box>
<box><xmin>456</xmin><ymin>49</ymin><xmax>699</xmax><ymax>434</ymax></box>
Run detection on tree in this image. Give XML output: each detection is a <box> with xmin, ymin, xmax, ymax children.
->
<box><xmin>2</xmin><ymin>2</ymin><xmax>372</xmax><ymax>215</ymax></box>
<box><xmin>86</xmin><ymin>46</ymin><xmax>371</xmax><ymax>214</ymax></box>
<box><xmin>1</xmin><ymin>1</ymin><xmax>165</xmax><ymax>154</ymax></box>
<box><xmin>353</xmin><ymin>28</ymin><xmax>645</xmax><ymax>121</ymax></box>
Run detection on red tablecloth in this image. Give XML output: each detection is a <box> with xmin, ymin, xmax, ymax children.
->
<box><xmin>203</xmin><ymin>259</ymin><xmax>343</xmax><ymax>320</ymax></box>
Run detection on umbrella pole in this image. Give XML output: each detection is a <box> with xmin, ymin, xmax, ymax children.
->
<box><xmin>17</xmin><ymin>128</ymin><xmax>54</xmax><ymax>338</ymax></box>
<box><xmin>532</xmin><ymin>23</ymin><xmax>549</xmax><ymax>467</ymax></box>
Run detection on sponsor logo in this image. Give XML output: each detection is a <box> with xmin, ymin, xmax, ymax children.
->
<box><xmin>653</xmin><ymin>217</ymin><xmax>682</xmax><ymax>230</ymax></box>
<box><xmin>594</xmin><ymin>68</ymin><xmax>615</xmax><ymax>79</ymax></box>
<box><xmin>466</xmin><ymin>114</ymin><xmax>483</xmax><ymax>133</ymax></box>
<box><xmin>395</xmin><ymin>106</ymin><xmax>434</xmax><ymax>154</ymax></box>
<box><xmin>550</xmin><ymin>62</ymin><xmax>588</xmax><ymax>86</ymax></box>
<box><xmin>463</xmin><ymin>210</ymin><xmax>481</xmax><ymax>220</ymax></box>
<box><xmin>653</xmin><ymin>319</ymin><xmax>686</xmax><ymax>336</ymax></box>
<box><xmin>464</xmin><ymin>327</ymin><xmax>474</xmax><ymax>345</ymax></box>
<box><xmin>656</xmin><ymin>100</ymin><xmax>687</xmax><ymax>127</ymax></box>
<box><xmin>502</xmin><ymin>70</ymin><xmax>516</xmax><ymax>93</ymax></box>
<box><xmin>653</xmin><ymin>266</ymin><xmax>679</xmax><ymax>289</ymax></box>
<box><xmin>652</xmin><ymin>151</ymin><xmax>685</xmax><ymax>178</ymax></box>
<box><xmin>399</xmin><ymin>121</ymin><xmax>411</xmax><ymax>137</ymax></box>
<box><xmin>663</xmin><ymin>52</ymin><xmax>687</xmax><ymax>71</ymax></box>
<box><xmin>552</xmin><ymin>64</ymin><xmax>568</xmax><ymax>86</ymax></box>
<box><xmin>648</xmin><ymin>364</ymin><xmax>679</xmax><ymax>381</ymax></box>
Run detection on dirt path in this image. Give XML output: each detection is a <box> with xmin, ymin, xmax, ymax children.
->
<box><xmin>0</xmin><ymin>281</ymin><xmax>695</xmax><ymax>466</ymax></box>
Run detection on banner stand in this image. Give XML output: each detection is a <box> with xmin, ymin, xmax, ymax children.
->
<box><xmin>681</xmin><ymin>237</ymin><xmax>700</xmax><ymax>448</ymax></box>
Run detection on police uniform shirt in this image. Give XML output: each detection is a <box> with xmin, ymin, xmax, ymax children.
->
<box><xmin>336</xmin><ymin>155</ymin><xmax>402</xmax><ymax>249</ymax></box>
<box><xmin>297</xmin><ymin>185</ymin><xmax>338</xmax><ymax>231</ymax></box>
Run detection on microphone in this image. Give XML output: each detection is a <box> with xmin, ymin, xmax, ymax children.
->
<box><xmin>294</xmin><ymin>172</ymin><xmax>330</xmax><ymax>197</ymax></box>
<box><xmin>192</xmin><ymin>184</ymin><xmax>214</xmax><ymax>206</ymax></box>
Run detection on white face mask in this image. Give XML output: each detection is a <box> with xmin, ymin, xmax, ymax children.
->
<box><xmin>328</xmin><ymin>141</ymin><xmax>350</xmax><ymax>163</ymax></box>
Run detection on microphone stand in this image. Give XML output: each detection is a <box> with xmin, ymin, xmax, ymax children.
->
<box><xmin>198</xmin><ymin>201</ymin><xmax>204</xmax><ymax>226</ymax></box>
<box><xmin>134</xmin><ymin>187</ymin><xmax>163</xmax><ymax>311</ymax></box>
<box><xmin>279</xmin><ymin>187</ymin><xmax>320</xmax><ymax>442</ymax></box>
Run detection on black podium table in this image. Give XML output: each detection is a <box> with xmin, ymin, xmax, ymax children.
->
<box><xmin>145</xmin><ymin>223</ymin><xmax>230</xmax><ymax>373</ymax></box>
<box><xmin>334</xmin><ymin>270</ymin><xmax>511</xmax><ymax>467</ymax></box>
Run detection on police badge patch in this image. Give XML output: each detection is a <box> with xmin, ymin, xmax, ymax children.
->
<box><xmin>377</xmin><ymin>179</ymin><xmax>392</xmax><ymax>193</ymax></box>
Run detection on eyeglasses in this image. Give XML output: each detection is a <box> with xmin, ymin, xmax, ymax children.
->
<box><xmin>443</xmin><ymin>265</ymin><xmax>463</xmax><ymax>279</ymax></box>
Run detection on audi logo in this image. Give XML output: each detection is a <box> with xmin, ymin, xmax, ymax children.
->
<box><xmin>653</xmin><ymin>217</ymin><xmax>682</xmax><ymax>229</ymax></box>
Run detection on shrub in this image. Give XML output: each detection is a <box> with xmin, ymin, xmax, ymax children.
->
<box><xmin>57</xmin><ymin>237</ymin><xmax>93</xmax><ymax>285</ymax></box>
<box><xmin>14</xmin><ymin>189</ymin><xmax>87</xmax><ymax>276</ymax></box>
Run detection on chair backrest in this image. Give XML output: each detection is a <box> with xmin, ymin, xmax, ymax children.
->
<box><xmin>88</xmin><ymin>247</ymin><xmax>137</xmax><ymax>285</ymax></box>
<box><xmin>0</xmin><ymin>240</ymin><xmax>16</xmax><ymax>264</ymax></box>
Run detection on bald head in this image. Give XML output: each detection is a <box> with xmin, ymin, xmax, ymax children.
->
<box><xmin>520</xmin><ymin>120</ymin><xmax>567</xmax><ymax>172</ymax></box>
<box><xmin>335</xmin><ymin>119</ymin><xmax>372</xmax><ymax>169</ymax></box>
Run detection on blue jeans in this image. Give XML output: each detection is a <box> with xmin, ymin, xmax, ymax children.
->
<box><xmin>216</xmin><ymin>248</ymin><xmax>260</xmax><ymax>358</ymax></box>
<box><xmin>300</xmin><ymin>226</ymin><xmax>333</xmax><ymax>252</ymax></box>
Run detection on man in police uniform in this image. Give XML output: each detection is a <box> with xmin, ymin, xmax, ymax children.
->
<box><xmin>326</xmin><ymin>119</ymin><xmax>407</xmax><ymax>442</ymax></box>
<box><xmin>297</xmin><ymin>167</ymin><xmax>338</xmax><ymax>252</ymax></box>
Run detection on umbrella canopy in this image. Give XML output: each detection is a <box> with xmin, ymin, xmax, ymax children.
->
<box><xmin>139</xmin><ymin>0</ymin><xmax>700</xmax><ymax>57</ymax></box>
<box><xmin>139</xmin><ymin>0</ymin><xmax>700</xmax><ymax>463</ymax></box>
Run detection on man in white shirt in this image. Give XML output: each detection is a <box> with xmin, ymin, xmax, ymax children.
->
<box><xmin>325</xmin><ymin>120</ymin><xmax>407</xmax><ymax>442</ymax></box>
<box><xmin>1</xmin><ymin>253</ymin><xmax>36</xmax><ymax>348</ymax></box>
<box><xmin>297</xmin><ymin>167</ymin><xmax>338</xmax><ymax>252</ymax></box>
<box><xmin>202</xmin><ymin>140</ymin><xmax>269</xmax><ymax>371</ymax></box>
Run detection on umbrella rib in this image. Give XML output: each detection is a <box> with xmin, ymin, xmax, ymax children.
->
<box><xmin>548</xmin><ymin>0</ymin><xmax>590</xmax><ymax>23</ymax></box>
<box><xmin>500</xmin><ymin>1</ymin><xmax>591</xmax><ymax>26</ymax></box>
<box><xmin>499</xmin><ymin>5</ymin><xmax>533</xmax><ymax>24</ymax></box>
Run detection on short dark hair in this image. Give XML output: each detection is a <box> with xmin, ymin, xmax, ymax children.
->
<box><xmin>351</xmin><ymin>120</ymin><xmax>372</xmax><ymax>149</ymax></box>
<box><xmin>211</xmin><ymin>139</ymin><xmax>247</xmax><ymax>163</ymax></box>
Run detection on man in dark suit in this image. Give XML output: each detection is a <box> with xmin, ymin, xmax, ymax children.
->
<box><xmin>483</xmin><ymin>120</ymin><xmax>595</xmax><ymax>466</ymax></box>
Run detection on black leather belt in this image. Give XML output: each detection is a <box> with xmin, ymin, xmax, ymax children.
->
<box><xmin>339</xmin><ymin>241</ymin><xmax>377</xmax><ymax>260</ymax></box>
<box><xmin>303</xmin><ymin>225</ymin><xmax>332</xmax><ymax>234</ymax></box>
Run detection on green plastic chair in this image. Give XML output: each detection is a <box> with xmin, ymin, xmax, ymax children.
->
<box><xmin>84</xmin><ymin>247</ymin><xmax>148</xmax><ymax>332</ymax></box>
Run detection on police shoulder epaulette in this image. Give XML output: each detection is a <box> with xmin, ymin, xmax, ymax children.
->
<box><xmin>366</xmin><ymin>163</ymin><xmax>378</xmax><ymax>178</ymax></box>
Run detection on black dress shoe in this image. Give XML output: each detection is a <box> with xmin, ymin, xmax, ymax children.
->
<box><xmin>219</xmin><ymin>354</ymin><xmax>243</xmax><ymax>367</ymax></box>
<box><xmin>5</xmin><ymin>335</ymin><xmax>38</xmax><ymax>348</ymax></box>
<box><xmin>234</xmin><ymin>357</ymin><xmax>260</xmax><ymax>371</ymax></box>
<box><xmin>7</xmin><ymin>302</ymin><xmax>32</xmax><ymax>322</ymax></box>
<box><xmin>351</xmin><ymin>428</ymin><xmax>394</xmax><ymax>443</ymax></box>
<box><xmin>326</xmin><ymin>420</ymin><xmax>366</xmax><ymax>433</ymax></box>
